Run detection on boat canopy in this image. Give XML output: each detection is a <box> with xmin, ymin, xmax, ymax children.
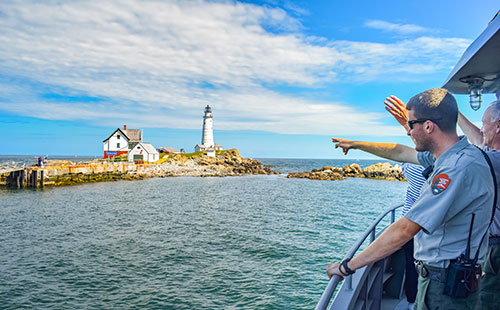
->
<box><xmin>442</xmin><ymin>11</ymin><xmax>500</xmax><ymax>100</ymax></box>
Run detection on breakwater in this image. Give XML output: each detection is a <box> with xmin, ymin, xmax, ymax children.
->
<box><xmin>4</xmin><ymin>169</ymin><xmax>45</xmax><ymax>188</ymax></box>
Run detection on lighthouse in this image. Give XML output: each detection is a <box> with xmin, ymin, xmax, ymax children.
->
<box><xmin>201</xmin><ymin>105</ymin><xmax>214</xmax><ymax>148</ymax></box>
<box><xmin>194</xmin><ymin>105</ymin><xmax>223</xmax><ymax>155</ymax></box>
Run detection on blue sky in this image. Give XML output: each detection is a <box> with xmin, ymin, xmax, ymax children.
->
<box><xmin>0</xmin><ymin>0</ymin><xmax>499</xmax><ymax>159</ymax></box>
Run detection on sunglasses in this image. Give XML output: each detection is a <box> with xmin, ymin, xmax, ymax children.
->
<box><xmin>407</xmin><ymin>119</ymin><xmax>441</xmax><ymax>130</ymax></box>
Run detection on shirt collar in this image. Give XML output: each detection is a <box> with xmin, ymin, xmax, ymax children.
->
<box><xmin>433</xmin><ymin>136</ymin><xmax>469</xmax><ymax>168</ymax></box>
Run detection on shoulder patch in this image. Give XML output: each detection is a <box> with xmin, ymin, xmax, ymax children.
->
<box><xmin>431</xmin><ymin>174</ymin><xmax>451</xmax><ymax>195</ymax></box>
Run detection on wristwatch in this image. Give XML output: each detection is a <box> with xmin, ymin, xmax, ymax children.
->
<box><xmin>340</xmin><ymin>258</ymin><xmax>355</xmax><ymax>276</ymax></box>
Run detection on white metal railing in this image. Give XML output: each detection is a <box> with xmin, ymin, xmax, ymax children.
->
<box><xmin>315</xmin><ymin>204</ymin><xmax>404</xmax><ymax>310</ymax></box>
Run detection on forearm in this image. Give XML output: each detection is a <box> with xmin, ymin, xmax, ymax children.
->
<box><xmin>349</xmin><ymin>218</ymin><xmax>420</xmax><ymax>271</ymax></box>
<box><xmin>353</xmin><ymin>141</ymin><xmax>419</xmax><ymax>164</ymax></box>
<box><xmin>458</xmin><ymin>112</ymin><xmax>483</xmax><ymax>146</ymax></box>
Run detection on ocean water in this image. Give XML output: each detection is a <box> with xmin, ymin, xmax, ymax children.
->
<box><xmin>0</xmin><ymin>158</ymin><xmax>407</xmax><ymax>309</ymax></box>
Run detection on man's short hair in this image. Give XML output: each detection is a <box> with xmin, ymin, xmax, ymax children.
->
<box><xmin>406</xmin><ymin>88</ymin><xmax>458</xmax><ymax>133</ymax></box>
<box><xmin>487</xmin><ymin>100</ymin><xmax>500</xmax><ymax>122</ymax></box>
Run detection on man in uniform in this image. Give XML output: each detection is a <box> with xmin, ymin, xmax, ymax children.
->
<box><xmin>327</xmin><ymin>88</ymin><xmax>494</xmax><ymax>309</ymax></box>
<box><xmin>383</xmin><ymin>96</ymin><xmax>500</xmax><ymax>309</ymax></box>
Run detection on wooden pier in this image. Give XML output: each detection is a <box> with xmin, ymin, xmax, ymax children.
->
<box><xmin>5</xmin><ymin>169</ymin><xmax>44</xmax><ymax>189</ymax></box>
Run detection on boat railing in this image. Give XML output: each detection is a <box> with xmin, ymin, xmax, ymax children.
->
<box><xmin>315</xmin><ymin>203</ymin><xmax>404</xmax><ymax>310</ymax></box>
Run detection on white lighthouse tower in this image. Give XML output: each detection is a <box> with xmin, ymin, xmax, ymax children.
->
<box><xmin>201</xmin><ymin>105</ymin><xmax>214</xmax><ymax>148</ymax></box>
<box><xmin>195</xmin><ymin>105</ymin><xmax>223</xmax><ymax>155</ymax></box>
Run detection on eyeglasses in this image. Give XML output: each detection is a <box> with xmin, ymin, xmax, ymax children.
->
<box><xmin>407</xmin><ymin>119</ymin><xmax>440</xmax><ymax>130</ymax></box>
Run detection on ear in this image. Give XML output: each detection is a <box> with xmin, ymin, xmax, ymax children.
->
<box><xmin>496</xmin><ymin>120</ymin><xmax>500</xmax><ymax>133</ymax></box>
<box><xmin>425</xmin><ymin>121</ymin><xmax>435</xmax><ymax>134</ymax></box>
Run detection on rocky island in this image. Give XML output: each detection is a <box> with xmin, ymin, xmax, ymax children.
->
<box><xmin>0</xmin><ymin>149</ymin><xmax>279</xmax><ymax>188</ymax></box>
<box><xmin>287</xmin><ymin>162</ymin><xmax>405</xmax><ymax>181</ymax></box>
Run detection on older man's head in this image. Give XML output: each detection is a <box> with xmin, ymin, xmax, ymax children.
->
<box><xmin>481</xmin><ymin>100</ymin><xmax>500</xmax><ymax>149</ymax></box>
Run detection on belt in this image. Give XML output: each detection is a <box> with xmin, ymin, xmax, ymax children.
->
<box><xmin>489</xmin><ymin>236</ymin><xmax>500</xmax><ymax>246</ymax></box>
<box><xmin>414</xmin><ymin>260</ymin><xmax>447</xmax><ymax>283</ymax></box>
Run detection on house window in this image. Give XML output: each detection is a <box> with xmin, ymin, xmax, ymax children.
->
<box><xmin>117</xmin><ymin>134</ymin><xmax>120</xmax><ymax>139</ymax></box>
<box><xmin>117</xmin><ymin>143</ymin><xmax>120</xmax><ymax>148</ymax></box>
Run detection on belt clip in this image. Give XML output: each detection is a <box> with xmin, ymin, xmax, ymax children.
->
<box><xmin>415</xmin><ymin>260</ymin><xmax>429</xmax><ymax>277</ymax></box>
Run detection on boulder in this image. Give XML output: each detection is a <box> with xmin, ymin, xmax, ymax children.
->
<box><xmin>363</xmin><ymin>163</ymin><xmax>405</xmax><ymax>181</ymax></box>
<box><xmin>287</xmin><ymin>170</ymin><xmax>344</xmax><ymax>181</ymax></box>
<box><xmin>342</xmin><ymin>164</ymin><xmax>364</xmax><ymax>177</ymax></box>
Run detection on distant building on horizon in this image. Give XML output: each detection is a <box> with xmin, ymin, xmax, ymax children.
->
<box><xmin>194</xmin><ymin>105</ymin><xmax>222</xmax><ymax>156</ymax></box>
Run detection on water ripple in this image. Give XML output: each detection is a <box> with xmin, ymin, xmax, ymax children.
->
<box><xmin>0</xmin><ymin>167</ymin><xmax>406</xmax><ymax>309</ymax></box>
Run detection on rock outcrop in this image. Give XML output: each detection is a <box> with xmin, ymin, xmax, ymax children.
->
<box><xmin>362</xmin><ymin>163</ymin><xmax>405</xmax><ymax>181</ymax></box>
<box><xmin>157</xmin><ymin>149</ymin><xmax>280</xmax><ymax>177</ymax></box>
<box><xmin>287</xmin><ymin>162</ymin><xmax>405</xmax><ymax>181</ymax></box>
<box><xmin>288</xmin><ymin>166</ymin><xmax>344</xmax><ymax>181</ymax></box>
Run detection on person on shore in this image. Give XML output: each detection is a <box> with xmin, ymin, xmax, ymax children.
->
<box><xmin>327</xmin><ymin>88</ymin><xmax>495</xmax><ymax>310</ymax></box>
<box><xmin>384</xmin><ymin>96</ymin><xmax>500</xmax><ymax>309</ymax></box>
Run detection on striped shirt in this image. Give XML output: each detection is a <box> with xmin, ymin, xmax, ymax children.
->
<box><xmin>401</xmin><ymin>163</ymin><xmax>426</xmax><ymax>216</ymax></box>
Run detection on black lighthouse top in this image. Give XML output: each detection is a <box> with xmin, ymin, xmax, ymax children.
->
<box><xmin>205</xmin><ymin>105</ymin><xmax>212</xmax><ymax>114</ymax></box>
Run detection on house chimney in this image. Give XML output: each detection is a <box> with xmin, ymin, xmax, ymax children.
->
<box><xmin>124</xmin><ymin>125</ymin><xmax>127</xmax><ymax>130</ymax></box>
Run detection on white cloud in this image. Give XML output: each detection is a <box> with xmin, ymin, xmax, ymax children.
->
<box><xmin>329</xmin><ymin>36</ymin><xmax>470</xmax><ymax>81</ymax></box>
<box><xmin>0</xmin><ymin>1</ymin><xmax>470</xmax><ymax>136</ymax></box>
<box><xmin>365</xmin><ymin>19</ymin><xmax>433</xmax><ymax>35</ymax></box>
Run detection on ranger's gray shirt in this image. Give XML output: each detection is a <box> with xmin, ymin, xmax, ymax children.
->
<box><xmin>405</xmin><ymin>137</ymin><xmax>494</xmax><ymax>268</ymax></box>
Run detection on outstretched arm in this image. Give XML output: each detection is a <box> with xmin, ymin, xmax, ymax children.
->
<box><xmin>332</xmin><ymin>137</ymin><xmax>419</xmax><ymax>164</ymax></box>
<box><xmin>458</xmin><ymin>111</ymin><xmax>483</xmax><ymax>146</ymax></box>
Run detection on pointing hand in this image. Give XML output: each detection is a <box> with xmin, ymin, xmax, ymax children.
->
<box><xmin>331</xmin><ymin>138</ymin><xmax>357</xmax><ymax>155</ymax></box>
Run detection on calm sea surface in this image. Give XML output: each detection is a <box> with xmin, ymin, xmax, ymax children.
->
<box><xmin>0</xmin><ymin>158</ymin><xmax>406</xmax><ymax>309</ymax></box>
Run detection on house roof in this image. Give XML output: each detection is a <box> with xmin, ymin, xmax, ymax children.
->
<box><xmin>135</xmin><ymin>142</ymin><xmax>158</xmax><ymax>154</ymax></box>
<box><xmin>103</xmin><ymin>128</ymin><xmax>128</xmax><ymax>142</ymax></box>
<box><xmin>158</xmin><ymin>146</ymin><xmax>179</xmax><ymax>153</ymax></box>
<box><xmin>103</xmin><ymin>128</ymin><xmax>141</xmax><ymax>143</ymax></box>
<box><xmin>123</xmin><ymin>129</ymin><xmax>141</xmax><ymax>142</ymax></box>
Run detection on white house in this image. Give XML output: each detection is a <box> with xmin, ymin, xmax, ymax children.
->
<box><xmin>103</xmin><ymin>125</ymin><xmax>142</xmax><ymax>158</ymax></box>
<box><xmin>128</xmin><ymin>142</ymin><xmax>159</xmax><ymax>163</ymax></box>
